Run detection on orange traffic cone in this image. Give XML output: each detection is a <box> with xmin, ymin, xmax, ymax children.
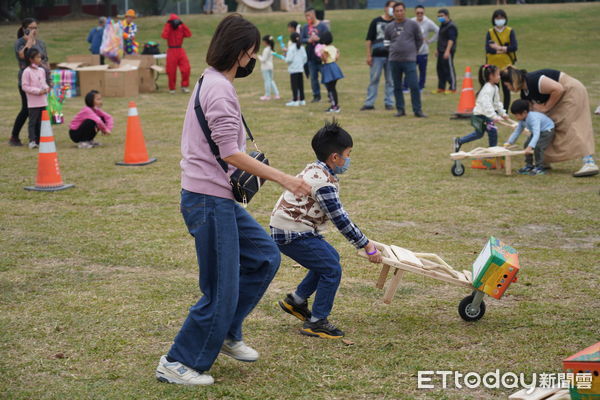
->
<box><xmin>452</xmin><ymin>66</ymin><xmax>476</xmax><ymax>119</ymax></box>
<box><xmin>25</xmin><ymin>110</ymin><xmax>74</xmax><ymax>192</ymax></box>
<box><xmin>116</xmin><ymin>101</ymin><xmax>157</xmax><ymax>166</ymax></box>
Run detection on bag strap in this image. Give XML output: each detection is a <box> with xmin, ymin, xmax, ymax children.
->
<box><xmin>194</xmin><ymin>76</ymin><xmax>229</xmax><ymax>173</ymax></box>
<box><xmin>490</xmin><ymin>28</ymin><xmax>516</xmax><ymax>65</ymax></box>
<box><xmin>194</xmin><ymin>76</ymin><xmax>260</xmax><ymax>172</ymax></box>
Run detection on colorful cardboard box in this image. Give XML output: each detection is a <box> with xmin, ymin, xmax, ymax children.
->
<box><xmin>471</xmin><ymin>157</ymin><xmax>505</xmax><ymax>169</ymax></box>
<box><xmin>472</xmin><ymin>237</ymin><xmax>520</xmax><ymax>299</ymax></box>
<box><xmin>563</xmin><ymin>342</ymin><xmax>600</xmax><ymax>399</ymax></box>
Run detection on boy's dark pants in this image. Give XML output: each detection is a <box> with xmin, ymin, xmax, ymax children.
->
<box><xmin>277</xmin><ymin>236</ymin><xmax>341</xmax><ymax>320</ymax></box>
<box><xmin>28</xmin><ymin>106</ymin><xmax>45</xmax><ymax>144</ymax></box>
<box><xmin>524</xmin><ymin>129</ymin><xmax>555</xmax><ymax>167</ymax></box>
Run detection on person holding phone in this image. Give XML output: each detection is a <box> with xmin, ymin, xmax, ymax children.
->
<box><xmin>9</xmin><ymin>18</ymin><xmax>50</xmax><ymax>147</ymax></box>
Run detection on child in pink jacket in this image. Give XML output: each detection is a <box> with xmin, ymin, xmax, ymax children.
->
<box><xmin>69</xmin><ymin>90</ymin><xmax>113</xmax><ymax>148</ymax></box>
<box><xmin>21</xmin><ymin>48</ymin><xmax>50</xmax><ymax>149</ymax></box>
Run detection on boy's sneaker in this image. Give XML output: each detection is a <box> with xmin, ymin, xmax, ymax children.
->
<box><xmin>28</xmin><ymin>141</ymin><xmax>38</xmax><ymax>149</ymax></box>
<box><xmin>301</xmin><ymin>318</ymin><xmax>344</xmax><ymax>339</ymax></box>
<box><xmin>360</xmin><ymin>105</ymin><xmax>374</xmax><ymax>111</ymax></box>
<box><xmin>299</xmin><ymin>100</ymin><xmax>306</xmax><ymax>106</ymax></box>
<box><xmin>9</xmin><ymin>137</ymin><xmax>23</xmax><ymax>146</ymax></box>
<box><xmin>286</xmin><ymin>101</ymin><xmax>299</xmax><ymax>107</ymax></box>
<box><xmin>453</xmin><ymin>137</ymin><xmax>462</xmax><ymax>153</ymax></box>
<box><xmin>530</xmin><ymin>167</ymin><xmax>546</xmax><ymax>176</ymax></box>
<box><xmin>278</xmin><ymin>293</ymin><xmax>311</xmax><ymax>321</ymax></box>
<box><xmin>220</xmin><ymin>340</ymin><xmax>259</xmax><ymax>362</ymax></box>
<box><xmin>385</xmin><ymin>104</ymin><xmax>394</xmax><ymax>110</ymax></box>
<box><xmin>518</xmin><ymin>165</ymin><xmax>534</xmax><ymax>175</ymax></box>
<box><xmin>156</xmin><ymin>355</ymin><xmax>214</xmax><ymax>385</ymax></box>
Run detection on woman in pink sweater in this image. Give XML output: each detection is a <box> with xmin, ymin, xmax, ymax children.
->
<box><xmin>69</xmin><ymin>90</ymin><xmax>113</xmax><ymax>149</ymax></box>
<box><xmin>21</xmin><ymin>48</ymin><xmax>50</xmax><ymax>149</ymax></box>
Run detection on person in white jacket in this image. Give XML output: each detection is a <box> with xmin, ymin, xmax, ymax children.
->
<box><xmin>403</xmin><ymin>5</ymin><xmax>438</xmax><ymax>92</ymax></box>
<box><xmin>285</xmin><ymin>32</ymin><xmax>308</xmax><ymax>107</ymax></box>
<box><xmin>453</xmin><ymin>64</ymin><xmax>515</xmax><ymax>151</ymax></box>
<box><xmin>258</xmin><ymin>35</ymin><xmax>280</xmax><ymax>100</ymax></box>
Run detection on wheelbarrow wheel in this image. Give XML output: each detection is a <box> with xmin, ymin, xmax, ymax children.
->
<box><xmin>451</xmin><ymin>161</ymin><xmax>465</xmax><ymax>177</ymax></box>
<box><xmin>458</xmin><ymin>294</ymin><xmax>486</xmax><ymax>322</ymax></box>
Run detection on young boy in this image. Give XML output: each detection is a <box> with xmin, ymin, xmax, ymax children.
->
<box><xmin>504</xmin><ymin>99</ymin><xmax>555</xmax><ymax>175</ymax></box>
<box><xmin>270</xmin><ymin>121</ymin><xmax>382</xmax><ymax>339</ymax></box>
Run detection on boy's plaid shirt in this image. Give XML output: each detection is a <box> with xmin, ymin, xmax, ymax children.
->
<box><xmin>270</xmin><ymin>161</ymin><xmax>368</xmax><ymax>249</ymax></box>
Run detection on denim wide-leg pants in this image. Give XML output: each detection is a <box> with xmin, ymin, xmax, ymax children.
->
<box><xmin>168</xmin><ymin>190</ymin><xmax>281</xmax><ymax>372</ymax></box>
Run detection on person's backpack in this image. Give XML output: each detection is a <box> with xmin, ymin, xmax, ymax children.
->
<box><xmin>142</xmin><ymin>42</ymin><xmax>160</xmax><ymax>55</ymax></box>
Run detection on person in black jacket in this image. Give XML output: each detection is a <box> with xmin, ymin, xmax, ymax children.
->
<box><xmin>434</xmin><ymin>9</ymin><xmax>457</xmax><ymax>93</ymax></box>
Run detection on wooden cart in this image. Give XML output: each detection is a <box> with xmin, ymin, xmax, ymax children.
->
<box><xmin>358</xmin><ymin>240</ymin><xmax>488</xmax><ymax>322</ymax></box>
<box><xmin>450</xmin><ymin>146</ymin><xmax>526</xmax><ymax>176</ymax></box>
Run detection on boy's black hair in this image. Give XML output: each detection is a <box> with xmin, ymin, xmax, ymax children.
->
<box><xmin>491</xmin><ymin>9</ymin><xmax>508</xmax><ymax>25</ymax></box>
<box><xmin>438</xmin><ymin>8</ymin><xmax>449</xmax><ymax>16</ymax></box>
<box><xmin>290</xmin><ymin>32</ymin><xmax>301</xmax><ymax>49</ymax></box>
<box><xmin>262</xmin><ymin>34</ymin><xmax>275</xmax><ymax>50</ymax></box>
<box><xmin>320</xmin><ymin>31</ymin><xmax>333</xmax><ymax>45</ymax></box>
<box><xmin>510</xmin><ymin>99</ymin><xmax>530</xmax><ymax>115</ymax></box>
<box><xmin>85</xmin><ymin>90</ymin><xmax>100</xmax><ymax>108</ymax></box>
<box><xmin>288</xmin><ymin>20</ymin><xmax>298</xmax><ymax>29</ymax></box>
<box><xmin>311</xmin><ymin>120</ymin><xmax>353</xmax><ymax>162</ymax></box>
<box><xmin>25</xmin><ymin>48</ymin><xmax>40</xmax><ymax>65</ymax></box>
<box><xmin>415</xmin><ymin>4</ymin><xmax>424</xmax><ymax>9</ymax></box>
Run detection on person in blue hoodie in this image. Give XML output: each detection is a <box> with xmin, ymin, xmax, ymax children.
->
<box><xmin>87</xmin><ymin>16</ymin><xmax>106</xmax><ymax>64</ymax></box>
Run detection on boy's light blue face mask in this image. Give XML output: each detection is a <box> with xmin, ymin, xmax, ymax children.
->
<box><xmin>334</xmin><ymin>156</ymin><xmax>351</xmax><ymax>175</ymax></box>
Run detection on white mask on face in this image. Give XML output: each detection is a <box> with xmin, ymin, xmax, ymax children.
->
<box><xmin>388</xmin><ymin>7</ymin><xmax>394</xmax><ymax>16</ymax></box>
<box><xmin>495</xmin><ymin>19</ymin><xmax>506</xmax><ymax>27</ymax></box>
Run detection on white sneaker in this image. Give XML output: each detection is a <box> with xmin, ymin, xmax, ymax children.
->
<box><xmin>169</xmin><ymin>90</ymin><xmax>176</xmax><ymax>94</ymax></box>
<box><xmin>181</xmin><ymin>87</ymin><xmax>190</xmax><ymax>93</ymax></box>
<box><xmin>573</xmin><ymin>163</ymin><xmax>599</xmax><ymax>177</ymax></box>
<box><xmin>156</xmin><ymin>355</ymin><xmax>214</xmax><ymax>385</ymax></box>
<box><xmin>28</xmin><ymin>141</ymin><xmax>38</xmax><ymax>149</ymax></box>
<box><xmin>220</xmin><ymin>340</ymin><xmax>259</xmax><ymax>362</ymax></box>
<box><xmin>286</xmin><ymin>101</ymin><xmax>299</xmax><ymax>107</ymax></box>
<box><xmin>78</xmin><ymin>141</ymin><xmax>93</xmax><ymax>149</ymax></box>
<box><xmin>299</xmin><ymin>100</ymin><xmax>306</xmax><ymax>106</ymax></box>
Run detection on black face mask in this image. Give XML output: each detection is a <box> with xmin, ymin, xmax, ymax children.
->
<box><xmin>235</xmin><ymin>57</ymin><xmax>256</xmax><ymax>78</ymax></box>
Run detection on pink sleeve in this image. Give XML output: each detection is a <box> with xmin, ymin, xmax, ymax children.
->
<box><xmin>95</xmin><ymin>109</ymin><xmax>113</xmax><ymax>132</ymax></box>
<box><xmin>21</xmin><ymin>69</ymin><xmax>39</xmax><ymax>95</ymax></box>
<box><xmin>205</xmin><ymin>97</ymin><xmax>242</xmax><ymax>159</ymax></box>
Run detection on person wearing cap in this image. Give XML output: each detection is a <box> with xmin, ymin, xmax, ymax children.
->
<box><xmin>162</xmin><ymin>14</ymin><xmax>192</xmax><ymax>94</ymax></box>
<box><xmin>87</xmin><ymin>16</ymin><xmax>106</xmax><ymax>64</ymax></box>
<box><xmin>120</xmin><ymin>9</ymin><xmax>138</xmax><ymax>55</ymax></box>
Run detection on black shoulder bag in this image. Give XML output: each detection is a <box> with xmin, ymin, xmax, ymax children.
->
<box><xmin>194</xmin><ymin>76</ymin><xmax>269</xmax><ymax>205</ymax></box>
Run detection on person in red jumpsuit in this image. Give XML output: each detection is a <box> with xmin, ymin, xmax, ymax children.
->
<box><xmin>161</xmin><ymin>14</ymin><xmax>192</xmax><ymax>94</ymax></box>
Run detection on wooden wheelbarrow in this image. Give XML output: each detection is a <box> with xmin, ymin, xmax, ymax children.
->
<box><xmin>358</xmin><ymin>239</ymin><xmax>520</xmax><ymax>321</ymax></box>
<box><xmin>450</xmin><ymin>146</ymin><xmax>526</xmax><ymax>176</ymax></box>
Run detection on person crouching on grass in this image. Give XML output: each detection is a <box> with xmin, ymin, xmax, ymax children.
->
<box><xmin>504</xmin><ymin>99</ymin><xmax>555</xmax><ymax>176</ymax></box>
<box><xmin>271</xmin><ymin>121</ymin><xmax>382</xmax><ymax>339</ymax></box>
<box><xmin>68</xmin><ymin>90</ymin><xmax>113</xmax><ymax>148</ymax></box>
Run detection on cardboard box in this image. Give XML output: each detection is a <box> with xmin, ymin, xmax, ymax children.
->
<box><xmin>66</xmin><ymin>54</ymin><xmax>100</xmax><ymax>66</ymax></box>
<box><xmin>77</xmin><ymin>65</ymin><xmax>109</xmax><ymax>97</ymax></box>
<box><xmin>123</xmin><ymin>54</ymin><xmax>156</xmax><ymax>68</ymax></box>
<box><xmin>104</xmin><ymin>63</ymin><xmax>139</xmax><ymax>97</ymax></box>
<box><xmin>139</xmin><ymin>68</ymin><xmax>157</xmax><ymax>93</ymax></box>
<box><xmin>472</xmin><ymin>237</ymin><xmax>520</xmax><ymax>299</ymax></box>
<box><xmin>563</xmin><ymin>342</ymin><xmax>600</xmax><ymax>399</ymax></box>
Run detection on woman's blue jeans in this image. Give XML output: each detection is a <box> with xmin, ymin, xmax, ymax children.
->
<box><xmin>168</xmin><ymin>190</ymin><xmax>281</xmax><ymax>372</ymax></box>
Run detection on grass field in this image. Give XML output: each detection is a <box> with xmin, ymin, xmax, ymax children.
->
<box><xmin>1</xmin><ymin>4</ymin><xmax>599</xmax><ymax>399</ymax></box>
